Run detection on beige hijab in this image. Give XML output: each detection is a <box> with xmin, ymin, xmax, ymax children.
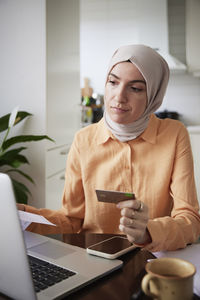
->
<box><xmin>104</xmin><ymin>44</ymin><xmax>170</xmax><ymax>142</ymax></box>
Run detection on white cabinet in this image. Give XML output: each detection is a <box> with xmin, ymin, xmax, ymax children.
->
<box><xmin>46</xmin><ymin>145</ymin><xmax>70</xmax><ymax>178</ymax></box>
<box><xmin>188</xmin><ymin>127</ymin><xmax>200</xmax><ymax>205</ymax></box>
<box><xmin>46</xmin><ymin>171</ymin><xmax>66</xmax><ymax>210</ymax></box>
<box><xmin>46</xmin><ymin>144</ymin><xmax>71</xmax><ymax>209</ymax></box>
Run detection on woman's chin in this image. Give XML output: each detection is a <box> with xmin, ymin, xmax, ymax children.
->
<box><xmin>110</xmin><ymin>115</ymin><xmax>128</xmax><ymax>124</ymax></box>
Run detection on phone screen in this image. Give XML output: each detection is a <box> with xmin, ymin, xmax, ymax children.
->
<box><xmin>88</xmin><ymin>237</ymin><xmax>133</xmax><ymax>255</ymax></box>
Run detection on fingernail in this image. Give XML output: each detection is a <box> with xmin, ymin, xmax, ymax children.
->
<box><xmin>147</xmin><ymin>259</ymin><xmax>155</xmax><ymax>262</ymax></box>
<box><xmin>119</xmin><ymin>224</ymin><xmax>124</xmax><ymax>231</ymax></box>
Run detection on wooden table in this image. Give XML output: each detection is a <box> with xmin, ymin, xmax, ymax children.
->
<box><xmin>1</xmin><ymin>233</ymin><xmax>199</xmax><ymax>300</ymax></box>
<box><xmin>58</xmin><ymin>233</ymin><xmax>154</xmax><ymax>300</ymax></box>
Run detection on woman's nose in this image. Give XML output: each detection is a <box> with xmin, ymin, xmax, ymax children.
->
<box><xmin>115</xmin><ymin>86</ymin><xmax>127</xmax><ymax>103</ymax></box>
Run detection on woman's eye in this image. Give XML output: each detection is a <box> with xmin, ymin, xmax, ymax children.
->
<box><xmin>108</xmin><ymin>80</ymin><xmax>116</xmax><ymax>85</ymax></box>
<box><xmin>131</xmin><ymin>86</ymin><xmax>142</xmax><ymax>92</ymax></box>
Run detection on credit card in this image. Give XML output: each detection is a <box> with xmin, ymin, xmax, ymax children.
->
<box><xmin>96</xmin><ymin>189</ymin><xmax>135</xmax><ymax>203</ymax></box>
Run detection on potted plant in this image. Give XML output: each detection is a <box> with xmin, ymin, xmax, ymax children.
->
<box><xmin>0</xmin><ymin>107</ymin><xmax>54</xmax><ymax>204</ymax></box>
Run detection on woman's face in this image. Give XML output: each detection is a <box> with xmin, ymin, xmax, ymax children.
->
<box><xmin>104</xmin><ymin>62</ymin><xmax>147</xmax><ymax>124</ymax></box>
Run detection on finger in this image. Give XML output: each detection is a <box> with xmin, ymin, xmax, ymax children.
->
<box><xmin>120</xmin><ymin>206</ymin><xmax>147</xmax><ymax>219</ymax></box>
<box><xmin>119</xmin><ymin>224</ymin><xmax>143</xmax><ymax>243</ymax></box>
<box><xmin>120</xmin><ymin>216</ymin><xmax>134</xmax><ymax>226</ymax></box>
<box><xmin>120</xmin><ymin>216</ymin><xmax>148</xmax><ymax>230</ymax></box>
<box><xmin>127</xmin><ymin>234</ymin><xmax>135</xmax><ymax>244</ymax></box>
<box><xmin>117</xmin><ymin>199</ymin><xmax>144</xmax><ymax>212</ymax></box>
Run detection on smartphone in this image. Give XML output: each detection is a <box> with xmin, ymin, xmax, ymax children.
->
<box><xmin>86</xmin><ymin>236</ymin><xmax>136</xmax><ymax>259</ymax></box>
<box><xmin>96</xmin><ymin>189</ymin><xmax>135</xmax><ymax>204</ymax></box>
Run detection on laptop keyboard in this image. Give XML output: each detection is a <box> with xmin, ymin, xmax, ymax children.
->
<box><xmin>28</xmin><ymin>255</ymin><xmax>76</xmax><ymax>293</ymax></box>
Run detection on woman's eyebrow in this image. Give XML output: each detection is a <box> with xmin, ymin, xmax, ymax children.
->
<box><xmin>109</xmin><ymin>72</ymin><xmax>146</xmax><ymax>85</ymax></box>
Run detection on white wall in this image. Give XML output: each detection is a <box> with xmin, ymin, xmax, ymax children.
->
<box><xmin>80</xmin><ymin>0</ymin><xmax>168</xmax><ymax>94</ymax></box>
<box><xmin>0</xmin><ymin>0</ymin><xmax>46</xmax><ymax>130</ymax></box>
<box><xmin>0</xmin><ymin>0</ymin><xmax>46</xmax><ymax>205</ymax></box>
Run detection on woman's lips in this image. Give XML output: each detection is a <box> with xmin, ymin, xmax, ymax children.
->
<box><xmin>111</xmin><ymin>106</ymin><xmax>129</xmax><ymax>113</ymax></box>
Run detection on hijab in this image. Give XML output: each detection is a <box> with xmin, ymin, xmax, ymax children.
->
<box><xmin>104</xmin><ymin>44</ymin><xmax>170</xmax><ymax>142</ymax></box>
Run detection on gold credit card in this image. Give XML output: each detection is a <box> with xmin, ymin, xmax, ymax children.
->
<box><xmin>96</xmin><ymin>189</ymin><xmax>135</xmax><ymax>203</ymax></box>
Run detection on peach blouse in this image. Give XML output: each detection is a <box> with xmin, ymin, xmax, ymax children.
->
<box><xmin>26</xmin><ymin>114</ymin><xmax>200</xmax><ymax>252</ymax></box>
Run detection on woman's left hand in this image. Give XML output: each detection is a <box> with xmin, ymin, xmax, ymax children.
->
<box><xmin>117</xmin><ymin>199</ymin><xmax>151</xmax><ymax>245</ymax></box>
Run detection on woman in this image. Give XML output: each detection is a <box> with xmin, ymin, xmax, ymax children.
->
<box><xmin>23</xmin><ymin>45</ymin><xmax>200</xmax><ymax>252</ymax></box>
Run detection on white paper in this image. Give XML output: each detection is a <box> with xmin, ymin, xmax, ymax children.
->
<box><xmin>18</xmin><ymin>210</ymin><xmax>56</xmax><ymax>231</ymax></box>
<box><xmin>153</xmin><ymin>243</ymin><xmax>200</xmax><ymax>296</ymax></box>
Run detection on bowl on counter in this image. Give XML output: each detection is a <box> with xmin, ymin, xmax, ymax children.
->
<box><xmin>155</xmin><ymin>110</ymin><xmax>180</xmax><ymax>120</ymax></box>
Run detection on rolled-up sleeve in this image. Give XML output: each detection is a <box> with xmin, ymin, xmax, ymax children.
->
<box><xmin>142</xmin><ymin>123</ymin><xmax>200</xmax><ymax>252</ymax></box>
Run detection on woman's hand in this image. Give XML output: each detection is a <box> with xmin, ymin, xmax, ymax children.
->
<box><xmin>117</xmin><ymin>199</ymin><xmax>151</xmax><ymax>245</ymax></box>
<box><xmin>17</xmin><ymin>203</ymin><xmax>25</xmax><ymax>211</ymax></box>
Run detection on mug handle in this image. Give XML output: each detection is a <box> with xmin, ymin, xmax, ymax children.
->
<box><xmin>141</xmin><ymin>273</ymin><xmax>160</xmax><ymax>298</ymax></box>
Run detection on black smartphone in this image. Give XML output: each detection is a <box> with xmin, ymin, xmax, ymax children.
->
<box><xmin>86</xmin><ymin>236</ymin><xmax>136</xmax><ymax>259</ymax></box>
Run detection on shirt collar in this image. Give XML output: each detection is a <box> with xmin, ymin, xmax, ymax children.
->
<box><xmin>95</xmin><ymin>114</ymin><xmax>159</xmax><ymax>145</ymax></box>
<box><xmin>95</xmin><ymin>118</ymin><xmax>115</xmax><ymax>145</ymax></box>
<box><xmin>139</xmin><ymin>114</ymin><xmax>159</xmax><ymax>144</ymax></box>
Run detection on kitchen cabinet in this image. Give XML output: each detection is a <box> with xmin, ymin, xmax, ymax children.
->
<box><xmin>188</xmin><ymin>127</ymin><xmax>200</xmax><ymax>205</ymax></box>
<box><xmin>0</xmin><ymin>0</ymin><xmax>80</xmax><ymax>208</ymax></box>
<box><xmin>46</xmin><ymin>171</ymin><xmax>66</xmax><ymax>210</ymax></box>
<box><xmin>46</xmin><ymin>144</ymin><xmax>70</xmax><ymax>209</ymax></box>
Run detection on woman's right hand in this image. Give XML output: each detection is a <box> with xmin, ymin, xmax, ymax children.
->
<box><xmin>117</xmin><ymin>199</ymin><xmax>151</xmax><ymax>245</ymax></box>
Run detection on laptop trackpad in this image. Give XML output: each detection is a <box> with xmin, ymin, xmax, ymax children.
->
<box><xmin>29</xmin><ymin>241</ymin><xmax>75</xmax><ymax>259</ymax></box>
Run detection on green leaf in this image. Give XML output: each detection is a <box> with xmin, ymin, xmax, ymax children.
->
<box><xmin>2</xmin><ymin>135</ymin><xmax>54</xmax><ymax>151</ymax></box>
<box><xmin>11</xmin><ymin>178</ymin><xmax>31</xmax><ymax>204</ymax></box>
<box><xmin>0</xmin><ymin>153</ymin><xmax>29</xmax><ymax>168</ymax></box>
<box><xmin>0</xmin><ymin>147</ymin><xmax>27</xmax><ymax>158</ymax></box>
<box><xmin>0</xmin><ymin>111</ymin><xmax>32</xmax><ymax>133</ymax></box>
<box><xmin>6</xmin><ymin>169</ymin><xmax>35</xmax><ymax>184</ymax></box>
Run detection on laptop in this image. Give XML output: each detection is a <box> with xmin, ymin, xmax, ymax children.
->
<box><xmin>0</xmin><ymin>173</ymin><xmax>123</xmax><ymax>300</ymax></box>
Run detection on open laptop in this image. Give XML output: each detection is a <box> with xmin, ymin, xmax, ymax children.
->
<box><xmin>0</xmin><ymin>173</ymin><xmax>123</xmax><ymax>300</ymax></box>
